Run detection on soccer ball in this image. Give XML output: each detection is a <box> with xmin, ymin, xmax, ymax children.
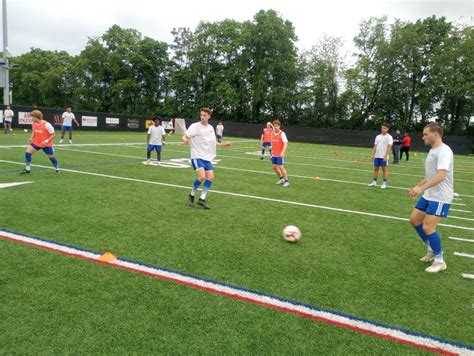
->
<box><xmin>23</xmin><ymin>129</ymin><xmax>28</xmax><ymax>133</ymax></box>
<box><xmin>282</xmin><ymin>225</ymin><xmax>301</xmax><ymax>243</ymax></box>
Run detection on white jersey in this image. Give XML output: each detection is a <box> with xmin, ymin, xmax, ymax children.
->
<box><xmin>4</xmin><ymin>109</ymin><xmax>13</xmax><ymax>121</ymax></box>
<box><xmin>216</xmin><ymin>124</ymin><xmax>224</xmax><ymax>136</ymax></box>
<box><xmin>147</xmin><ymin>125</ymin><xmax>166</xmax><ymax>145</ymax></box>
<box><xmin>186</xmin><ymin>122</ymin><xmax>216</xmax><ymax>162</ymax></box>
<box><xmin>62</xmin><ymin>112</ymin><xmax>75</xmax><ymax>126</ymax></box>
<box><xmin>423</xmin><ymin>143</ymin><xmax>454</xmax><ymax>204</ymax></box>
<box><xmin>45</xmin><ymin>122</ymin><xmax>55</xmax><ymax>134</ymax></box>
<box><xmin>374</xmin><ymin>134</ymin><xmax>393</xmax><ymax>158</ymax></box>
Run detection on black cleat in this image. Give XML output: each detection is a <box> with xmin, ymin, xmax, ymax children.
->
<box><xmin>188</xmin><ymin>194</ymin><xmax>195</xmax><ymax>207</ymax></box>
<box><xmin>197</xmin><ymin>198</ymin><xmax>210</xmax><ymax>209</ymax></box>
<box><xmin>20</xmin><ymin>169</ymin><xmax>31</xmax><ymax>174</ymax></box>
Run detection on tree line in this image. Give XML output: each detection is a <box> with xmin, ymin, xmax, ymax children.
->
<box><xmin>7</xmin><ymin>10</ymin><xmax>474</xmax><ymax>135</ymax></box>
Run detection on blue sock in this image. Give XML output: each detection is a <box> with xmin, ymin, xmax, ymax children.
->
<box><xmin>200</xmin><ymin>180</ymin><xmax>213</xmax><ymax>199</ymax></box>
<box><xmin>261</xmin><ymin>149</ymin><xmax>265</xmax><ymax>156</ymax></box>
<box><xmin>25</xmin><ymin>152</ymin><xmax>32</xmax><ymax>170</ymax></box>
<box><xmin>383</xmin><ymin>178</ymin><xmax>387</xmax><ymax>183</ymax></box>
<box><xmin>191</xmin><ymin>179</ymin><xmax>201</xmax><ymax>196</ymax></box>
<box><xmin>426</xmin><ymin>231</ymin><xmax>442</xmax><ymax>258</ymax></box>
<box><xmin>373</xmin><ymin>177</ymin><xmax>377</xmax><ymax>182</ymax></box>
<box><xmin>414</xmin><ymin>224</ymin><xmax>432</xmax><ymax>250</ymax></box>
<box><xmin>50</xmin><ymin>157</ymin><xmax>58</xmax><ymax>168</ymax></box>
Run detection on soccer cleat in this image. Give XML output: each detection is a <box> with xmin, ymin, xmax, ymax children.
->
<box><xmin>188</xmin><ymin>194</ymin><xmax>195</xmax><ymax>207</ymax></box>
<box><xmin>381</xmin><ymin>183</ymin><xmax>387</xmax><ymax>189</ymax></box>
<box><xmin>283</xmin><ymin>181</ymin><xmax>289</xmax><ymax>187</ymax></box>
<box><xmin>425</xmin><ymin>261</ymin><xmax>447</xmax><ymax>273</ymax></box>
<box><xmin>197</xmin><ymin>198</ymin><xmax>210</xmax><ymax>209</ymax></box>
<box><xmin>276</xmin><ymin>179</ymin><xmax>284</xmax><ymax>185</ymax></box>
<box><xmin>55</xmin><ymin>168</ymin><xmax>60</xmax><ymax>174</ymax></box>
<box><xmin>419</xmin><ymin>251</ymin><xmax>434</xmax><ymax>262</ymax></box>
<box><xmin>367</xmin><ymin>181</ymin><xmax>377</xmax><ymax>187</ymax></box>
<box><xmin>20</xmin><ymin>169</ymin><xmax>31</xmax><ymax>174</ymax></box>
<box><xmin>59</xmin><ymin>139</ymin><xmax>63</xmax><ymax>144</ymax></box>
<box><xmin>69</xmin><ymin>140</ymin><xmax>73</xmax><ymax>144</ymax></box>
<box><xmin>260</xmin><ymin>156</ymin><xmax>264</xmax><ymax>160</ymax></box>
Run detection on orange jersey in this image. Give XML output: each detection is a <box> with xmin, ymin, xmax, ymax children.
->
<box><xmin>271</xmin><ymin>131</ymin><xmax>288</xmax><ymax>157</ymax></box>
<box><xmin>32</xmin><ymin>120</ymin><xmax>54</xmax><ymax>147</ymax></box>
<box><xmin>262</xmin><ymin>128</ymin><xmax>273</xmax><ymax>143</ymax></box>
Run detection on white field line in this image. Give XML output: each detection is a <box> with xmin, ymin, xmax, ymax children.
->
<box><xmin>162</xmin><ymin>147</ymin><xmax>474</xmax><ymax>184</ymax></box>
<box><xmin>1</xmin><ymin>159</ymin><xmax>473</xmax><ymax>232</ymax></box>
<box><xmin>461</xmin><ymin>274</ymin><xmax>474</xmax><ymax>280</ymax></box>
<box><xmin>1</xmin><ymin>230</ymin><xmax>472</xmax><ymax>355</ymax></box>
<box><xmin>454</xmin><ymin>252</ymin><xmax>474</xmax><ymax>259</ymax></box>
<box><xmin>24</xmin><ymin>147</ymin><xmax>473</xmax><ymax>210</ymax></box>
<box><xmin>450</xmin><ymin>209</ymin><xmax>472</xmax><ymax>213</ymax></box>
<box><xmin>449</xmin><ymin>236</ymin><xmax>474</xmax><ymax>243</ymax></box>
<box><xmin>449</xmin><ymin>216</ymin><xmax>474</xmax><ymax>222</ymax></box>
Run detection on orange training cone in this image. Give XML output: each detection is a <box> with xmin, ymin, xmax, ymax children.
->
<box><xmin>99</xmin><ymin>252</ymin><xmax>118</xmax><ymax>262</ymax></box>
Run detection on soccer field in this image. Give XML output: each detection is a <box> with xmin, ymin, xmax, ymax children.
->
<box><xmin>1</xmin><ymin>131</ymin><xmax>473</xmax><ymax>354</ymax></box>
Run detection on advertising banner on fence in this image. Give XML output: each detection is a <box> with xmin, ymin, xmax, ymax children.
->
<box><xmin>19</xmin><ymin>112</ymin><xmax>32</xmax><ymax>125</ymax></box>
<box><xmin>106</xmin><ymin>117</ymin><xmax>120</xmax><ymax>128</ymax></box>
<box><xmin>82</xmin><ymin>116</ymin><xmax>98</xmax><ymax>127</ymax></box>
<box><xmin>127</xmin><ymin>118</ymin><xmax>140</xmax><ymax>129</ymax></box>
<box><xmin>145</xmin><ymin>119</ymin><xmax>155</xmax><ymax>129</ymax></box>
<box><xmin>0</xmin><ymin>111</ymin><xmax>3</xmax><ymax>123</ymax></box>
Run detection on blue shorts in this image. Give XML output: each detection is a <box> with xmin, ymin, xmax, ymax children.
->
<box><xmin>374</xmin><ymin>158</ymin><xmax>388</xmax><ymax>167</ymax></box>
<box><xmin>62</xmin><ymin>125</ymin><xmax>72</xmax><ymax>132</ymax></box>
<box><xmin>216</xmin><ymin>134</ymin><xmax>222</xmax><ymax>139</ymax></box>
<box><xmin>147</xmin><ymin>144</ymin><xmax>162</xmax><ymax>152</ymax></box>
<box><xmin>262</xmin><ymin>142</ymin><xmax>272</xmax><ymax>148</ymax></box>
<box><xmin>191</xmin><ymin>158</ymin><xmax>213</xmax><ymax>171</ymax></box>
<box><xmin>415</xmin><ymin>197</ymin><xmax>450</xmax><ymax>217</ymax></box>
<box><xmin>271</xmin><ymin>156</ymin><xmax>284</xmax><ymax>165</ymax></box>
<box><xmin>31</xmin><ymin>143</ymin><xmax>55</xmax><ymax>155</ymax></box>
<box><xmin>4</xmin><ymin>120</ymin><xmax>11</xmax><ymax>124</ymax></box>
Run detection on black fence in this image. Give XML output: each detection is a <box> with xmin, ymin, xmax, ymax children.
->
<box><xmin>4</xmin><ymin>105</ymin><xmax>472</xmax><ymax>154</ymax></box>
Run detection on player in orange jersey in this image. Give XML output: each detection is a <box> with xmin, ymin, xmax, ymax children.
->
<box><xmin>271</xmin><ymin>120</ymin><xmax>289</xmax><ymax>187</ymax></box>
<box><xmin>20</xmin><ymin>110</ymin><xmax>59</xmax><ymax>174</ymax></box>
<box><xmin>260</xmin><ymin>122</ymin><xmax>273</xmax><ymax>160</ymax></box>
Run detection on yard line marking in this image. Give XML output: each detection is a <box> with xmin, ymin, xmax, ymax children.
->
<box><xmin>454</xmin><ymin>252</ymin><xmax>474</xmax><ymax>259</ymax></box>
<box><xmin>0</xmin><ymin>181</ymin><xmax>32</xmax><ymax>189</ymax></box>
<box><xmin>449</xmin><ymin>237</ymin><xmax>474</xmax><ymax>243</ymax></box>
<box><xmin>450</xmin><ymin>209</ymin><xmax>472</xmax><ymax>213</ymax></box>
<box><xmin>461</xmin><ymin>274</ymin><xmax>474</xmax><ymax>280</ymax></box>
<box><xmin>449</xmin><ymin>216</ymin><xmax>474</xmax><ymax>222</ymax></box>
<box><xmin>0</xmin><ymin>159</ymin><xmax>473</xmax><ymax>232</ymax></box>
<box><xmin>0</xmin><ymin>230</ymin><xmax>472</xmax><ymax>356</ymax></box>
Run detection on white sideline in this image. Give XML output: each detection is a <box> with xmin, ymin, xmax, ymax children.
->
<box><xmin>461</xmin><ymin>273</ymin><xmax>474</xmax><ymax>280</ymax></box>
<box><xmin>454</xmin><ymin>252</ymin><xmax>474</xmax><ymax>259</ymax></box>
<box><xmin>1</xmin><ymin>229</ymin><xmax>472</xmax><ymax>355</ymax></box>
<box><xmin>449</xmin><ymin>236</ymin><xmax>474</xmax><ymax>243</ymax></box>
<box><xmin>0</xmin><ymin>159</ymin><xmax>473</xmax><ymax>232</ymax></box>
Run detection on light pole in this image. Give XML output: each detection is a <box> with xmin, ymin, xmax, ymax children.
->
<box><xmin>2</xmin><ymin>0</ymin><xmax>10</xmax><ymax>106</ymax></box>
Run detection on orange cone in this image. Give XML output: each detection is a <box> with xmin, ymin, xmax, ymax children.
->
<box><xmin>99</xmin><ymin>252</ymin><xmax>118</xmax><ymax>262</ymax></box>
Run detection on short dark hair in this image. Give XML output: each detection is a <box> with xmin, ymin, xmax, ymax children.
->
<box><xmin>200</xmin><ymin>107</ymin><xmax>212</xmax><ymax>115</ymax></box>
<box><xmin>425</xmin><ymin>122</ymin><xmax>444</xmax><ymax>137</ymax></box>
<box><xmin>382</xmin><ymin>122</ymin><xmax>390</xmax><ymax>129</ymax></box>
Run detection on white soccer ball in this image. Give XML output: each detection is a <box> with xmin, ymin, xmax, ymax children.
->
<box><xmin>23</xmin><ymin>129</ymin><xmax>28</xmax><ymax>132</ymax></box>
<box><xmin>282</xmin><ymin>225</ymin><xmax>301</xmax><ymax>243</ymax></box>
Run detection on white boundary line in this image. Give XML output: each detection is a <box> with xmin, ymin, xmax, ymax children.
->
<box><xmin>0</xmin><ymin>229</ymin><xmax>473</xmax><ymax>356</ymax></box>
<box><xmin>454</xmin><ymin>252</ymin><xmax>474</xmax><ymax>259</ymax></box>
<box><xmin>450</xmin><ymin>209</ymin><xmax>472</xmax><ymax>214</ymax></box>
<box><xmin>461</xmin><ymin>273</ymin><xmax>474</xmax><ymax>280</ymax></box>
<box><xmin>449</xmin><ymin>236</ymin><xmax>474</xmax><ymax>243</ymax></box>
<box><xmin>0</xmin><ymin>159</ymin><xmax>473</xmax><ymax>232</ymax></box>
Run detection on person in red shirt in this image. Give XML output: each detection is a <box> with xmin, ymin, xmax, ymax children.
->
<box><xmin>21</xmin><ymin>110</ymin><xmax>59</xmax><ymax>174</ymax></box>
<box><xmin>270</xmin><ymin>120</ymin><xmax>289</xmax><ymax>187</ymax></box>
<box><xmin>400</xmin><ymin>132</ymin><xmax>412</xmax><ymax>161</ymax></box>
<box><xmin>260</xmin><ymin>122</ymin><xmax>273</xmax><ymax>160</ymax></box>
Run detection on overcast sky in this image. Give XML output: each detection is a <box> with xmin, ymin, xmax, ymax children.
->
<box><xmin>2</xmin><ymin>0</ymin><xmax>473</xmax><ymax>57</ymax></box>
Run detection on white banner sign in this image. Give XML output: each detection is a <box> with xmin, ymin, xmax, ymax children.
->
<box><xmin>82</xmin><ymin>116</ymin><xmax>98</xmax><ymax>127</ymax></box>
<box><xmin>0</xmin><ymin>111</ymin><xmax>3</xmax><ymax>123</ymax></box>
<box><xmin>19</xmin><ymin>112</ymin><xmax>32</xmax><ymax>125</ymax></box>
<box><xmin>106</xmin><ymin>117</ymin><xmax>120</xmax><ymax>125</ymax></box>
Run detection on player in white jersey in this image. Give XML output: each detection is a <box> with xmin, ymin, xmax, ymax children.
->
<box><xmin>215</xmin><ymin>121</ymin><xmax>224</xmax><ymax>143</ymax></box>
<box><xmin>368</xmin><ymin>122</ymin><xmax>393</xmax><ymax>189</ymax></box>
<box><xmin>3</xmin><ymin>105</ymin><xmax>14</xmax><ymax>133</ymax></box>
<box><xmin>59</xmin><ymin>106</ymin><xmax>80</xmax><ymax>144</ymax></box>
<box><xmin>409</xmin><ymin>123</ymin><xmax>453</xmax><ymax>273</ymax></box>
<box><xmin>146</xmin><ymin>118</ymin><xmax>166</xmax><ymax>164</ymax></box>
<box><xmin>182</xmin><ymin>108</ymin><xmax>231</xmax><ymax>209</ymax></box>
